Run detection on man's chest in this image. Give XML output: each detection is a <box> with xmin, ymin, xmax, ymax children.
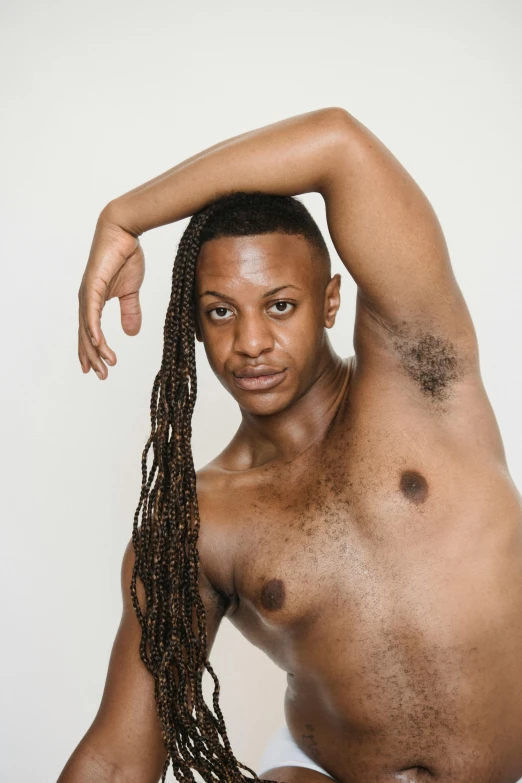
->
<box><xmin>196</xmin><ymin>396</ymin><xmax>519</xmax><ymax>664</ymax></box>
<box><xmin>202</xmin><ymin>421</ymin><xmax>478</xmax><ymax>627</ymax></box>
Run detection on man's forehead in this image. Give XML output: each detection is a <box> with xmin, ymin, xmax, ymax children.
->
<box><xmin>195</xmin><ymin>233</ymin><xmax>316</xmax><ymax>289</ymax></box>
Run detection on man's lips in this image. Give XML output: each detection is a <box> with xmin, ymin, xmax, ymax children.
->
<box><xmin>232</xmin><ymin>366</ymin><xmax>287</xmax><ymax>391</ymax></box>
<box><xmin>234</xmin><ymin>364</ymin><xmax>284</xmax><ymax>378</ymax></box>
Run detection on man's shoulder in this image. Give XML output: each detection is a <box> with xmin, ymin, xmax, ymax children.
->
<box><xmin>196</xmin><ymin>459</ymin><xmax>232</xmax><ymax>502</ymax></box>
<box><xmin>194</xmin><ymin>461</ymin><xmax>237</xmax><ymax>604</ymax></box>
<box><xmin>195</xmin><ymin>459</ymin><xmax>243</xmax><ymax>534</ymax></box>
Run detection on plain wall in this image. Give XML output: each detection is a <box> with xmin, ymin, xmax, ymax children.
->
<box><xmin>1</xmin><ymin>0</ymin><xmax>521</xmax><ymax>781</ymax></box>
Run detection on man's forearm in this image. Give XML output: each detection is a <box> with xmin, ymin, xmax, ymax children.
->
<box><xmin>103</xmin><ymin>106</ymin><xmax>346</xmax><ymax>236</ymax></box>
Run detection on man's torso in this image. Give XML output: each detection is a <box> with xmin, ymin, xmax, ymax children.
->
<box><xmin>196</xmin><ymin>355</ymin><xmax>522</xmax><ymax>783</ymax></box>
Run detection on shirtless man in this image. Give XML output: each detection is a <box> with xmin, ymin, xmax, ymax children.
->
<box><xmin>66</xmin><ymin>108</ymin><xmax>522</xmax><ymax>783</ymax></box>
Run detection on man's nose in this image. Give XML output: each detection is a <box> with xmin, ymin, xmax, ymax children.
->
<box><xmin>233</xmin><ymin>313</ymin><xmax>274</xmax><ymax>357</ymax></box>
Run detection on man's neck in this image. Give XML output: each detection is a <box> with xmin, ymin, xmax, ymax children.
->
<box><xmin>221</xmin><ymin>346</ymin><xmax>352</xmax><ymax>471</ymax></box>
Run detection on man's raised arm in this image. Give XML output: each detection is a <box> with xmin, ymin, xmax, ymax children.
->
<box><xmin>81</xmin><ymin>105</ymin><xmax>477</xmax><ymax>389</ymax></box>
<box><xmin>103</xmin><ymin>106</ymin><xmax>343</xmax><ymax>235</ymax></box>
<box><xmin>79</xmin><ymin>106</ymin><xmax>341</xmax><ymax>376</ymax></box>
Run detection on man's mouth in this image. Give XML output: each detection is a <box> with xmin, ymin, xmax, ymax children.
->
<box><xmin>233</xmin><ymin>367</ymin><xmax>287</xmax><ymax>391</ymax></box>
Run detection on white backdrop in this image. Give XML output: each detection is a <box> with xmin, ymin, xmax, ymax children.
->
<box><xmin>1</xmin><ymin>1</ymin><xmax>521</xmax><ymax>781</ymax></box>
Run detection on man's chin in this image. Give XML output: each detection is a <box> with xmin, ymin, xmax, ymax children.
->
<box><xmin>232</xmin><ymin>388</ymin><xmax>295</xmax><ymax>416</ymax></box>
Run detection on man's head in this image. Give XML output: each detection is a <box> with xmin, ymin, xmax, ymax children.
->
<box><xmin>192</xmin><ymin>191</ymin><xmax>341</xmax><ymax>415</ymax></box>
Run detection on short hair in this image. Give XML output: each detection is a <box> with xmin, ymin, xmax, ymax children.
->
<box><xmin>198</xmin><ymin>190</ymin><xmax>331</xmax><ymax>279</ymax></box>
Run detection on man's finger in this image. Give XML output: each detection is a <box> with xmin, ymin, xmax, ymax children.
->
<box><xmin>85</xmin><ymin>277</ymin><xmax>107</xmax><ymax>348</ymax></box>
<box><xmin>78</xmin><ymin>328</ymin><xmax>90</xmax><ymax>373</ymax></box>
<box><xmin>119</xmin><ymin>291</ymin><xmax>142</xmax><ymax>337</ymax></box>
<box><xmin>80</xmin><ymin>281</ymin><xmax>116</xmax><ymax>366</ymax></box>
<box><xmin>79</xmin><ymin>318</ymin><xmax>110</xmax><ymax>379</ymax></box>
<box><xmin>85</xmin><ymin>319</ymin><xmax>116</xmax><ymax>366</ymax></box>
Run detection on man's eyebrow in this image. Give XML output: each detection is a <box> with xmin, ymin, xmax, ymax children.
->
<box><xmin>199</xmin><ymin>284</ymin><xmax>302</xmax><ymax>301</ymax></box>
<box><xmin>263</xmin><ymin>284</ymin><xmax>302</xmax><ymax>298</ymax></box>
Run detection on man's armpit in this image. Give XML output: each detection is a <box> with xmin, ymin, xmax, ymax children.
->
<box><xmin>354</xmin><ymin>296</ymin><xmax>477</xmax><ymax>405</ymax></box>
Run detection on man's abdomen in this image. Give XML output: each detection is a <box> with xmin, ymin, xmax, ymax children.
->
<box><xmin>283</xmin><ymin>510</ymin><xmax>522</xmax><ymax>783</ymax></box>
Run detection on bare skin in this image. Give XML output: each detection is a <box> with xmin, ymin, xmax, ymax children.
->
<box><xmin>67</xmin><ymin>108</ymin><xmax>522</xmax><ymax>783</ymax></box>
<box><xmin>193</xmin><ymin>233</ymin><xmax>522</xmax><ymax>783</ymax></box>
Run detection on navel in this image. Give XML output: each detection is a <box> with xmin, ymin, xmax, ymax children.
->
<box><xmin>399</xmin><ymin>469</ymin><xmax>429</xmax><ymax>504</ymax></box>
<box><xmin>260</xmin><ymin>578</ymin><xmax>286</xmax><ymax>611</ymax></box>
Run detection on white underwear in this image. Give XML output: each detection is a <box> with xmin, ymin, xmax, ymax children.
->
<box><xmin>257</xmin><ymin>723</ymin><xmax>336</xmax><ymax>780</ymax></box>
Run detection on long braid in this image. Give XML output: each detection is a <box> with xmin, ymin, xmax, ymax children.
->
<box><xmin>129</xmin><ymin>199</ymin><xmax>279</xmax><ymax>783</ymax></box>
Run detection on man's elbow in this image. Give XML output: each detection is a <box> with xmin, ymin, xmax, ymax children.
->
<box><xmin>56</xmin><ymin>741</ymin><xmax>125</xmax><ymax>783</ymax></box>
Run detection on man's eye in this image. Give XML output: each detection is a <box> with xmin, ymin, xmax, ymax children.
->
<box><xmin>208</xmin><ymin>307</ymin><xmax>232</xmax><ymax>321</ymax></box>
<box><xmin>269</xmin><ymin>301</ymin><xmax>295</xmax><ymax>314</ymax></box>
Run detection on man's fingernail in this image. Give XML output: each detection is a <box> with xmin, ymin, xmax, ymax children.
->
<box><xmin>95</xmin><ymin>371</ymin><xmax>103</xmax><ymax>380</ymax></box>
<box><xmin>91</xmin><ymin>337</ymin><xmax>97</xmax><ymax>346</ymax></box>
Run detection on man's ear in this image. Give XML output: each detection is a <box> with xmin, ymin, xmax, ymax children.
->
<box><xmin>324</xmin><ymin>273</ymin><xmax>341</xmax><ymax>328</ymax></box>
<box><xmin>195</xmin><ymin>316</ymin><xmax>203</xmax><ymax>342</ymax></box>
<box><xmin>193</xmin><ymin>298</ymin><xmax>203</xmax><ymax>342</ymax></box>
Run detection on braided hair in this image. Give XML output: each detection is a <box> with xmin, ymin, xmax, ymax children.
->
<box><xmin>129</xmin><ymin>191</ymin><xmax>331</xmax><ymax>782</ymax></box>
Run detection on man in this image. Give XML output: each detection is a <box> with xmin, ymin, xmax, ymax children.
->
<box><xmin>66</xmin><ymin>107</ymin><xmax>522</xmax><ymax>783</ymax></box>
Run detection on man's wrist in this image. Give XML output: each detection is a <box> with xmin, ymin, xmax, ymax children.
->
<box><xmin>98</xmin><ymin>198</ymin><xmax>143</xmax><ymax>238</ymax></box>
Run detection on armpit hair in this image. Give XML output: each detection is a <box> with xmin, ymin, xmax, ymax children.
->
<box><xmin>391</xmin><ymin>326</ymin><xmax>466</xmax><ymax>403</ymax></box>
<box><xmin>359</xmin><ymin>300</ymin><xmax>473</xmax><ymax>406</ymax></box>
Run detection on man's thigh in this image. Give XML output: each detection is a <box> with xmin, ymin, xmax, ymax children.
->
<box><xmin>259</xmin><ymin>766</ymin><xmax>338</xmax><ymax>783</ymax></box>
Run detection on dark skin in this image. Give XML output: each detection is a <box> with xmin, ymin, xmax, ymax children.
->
<box><xmin>193</xmin><ymin>233</ymin><xmax>522</xmax><ymax>783</ymax></box>
<box><xmin>194</xmin><ymin>232</ymin><xmax>343</xmax><ymax>447</ymax></box>
<box><xmin>66</xmin><ymin>108</ymin><xmax>522</xmax><ymax>783</ymax></box>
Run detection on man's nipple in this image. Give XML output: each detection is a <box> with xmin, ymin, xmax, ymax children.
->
<box><xmin>260</xmin><ymin>578</ymin><xmax>286</xmax><ymax>611</ymax></box>
<box><xmin>399</xmin><ymin>469</ymin><xmax>429</xmax><ymax>504</ymax></box>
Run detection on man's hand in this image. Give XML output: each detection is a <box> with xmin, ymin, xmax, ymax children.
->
<box><xmin>76</xmin><ymin>107</ymin><xmax>339</xmax><ymax>382</ymax></box>
<box><xmin>78</xmin><ymin>208</ymin><xmax>145</xmax><ymax>379</ymax></box>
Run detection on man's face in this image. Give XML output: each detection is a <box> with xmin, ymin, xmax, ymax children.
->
<box><xmin>194</xmin><ymin>232</ymin><xmax>340</xmax><ymax>416</ymax></box>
